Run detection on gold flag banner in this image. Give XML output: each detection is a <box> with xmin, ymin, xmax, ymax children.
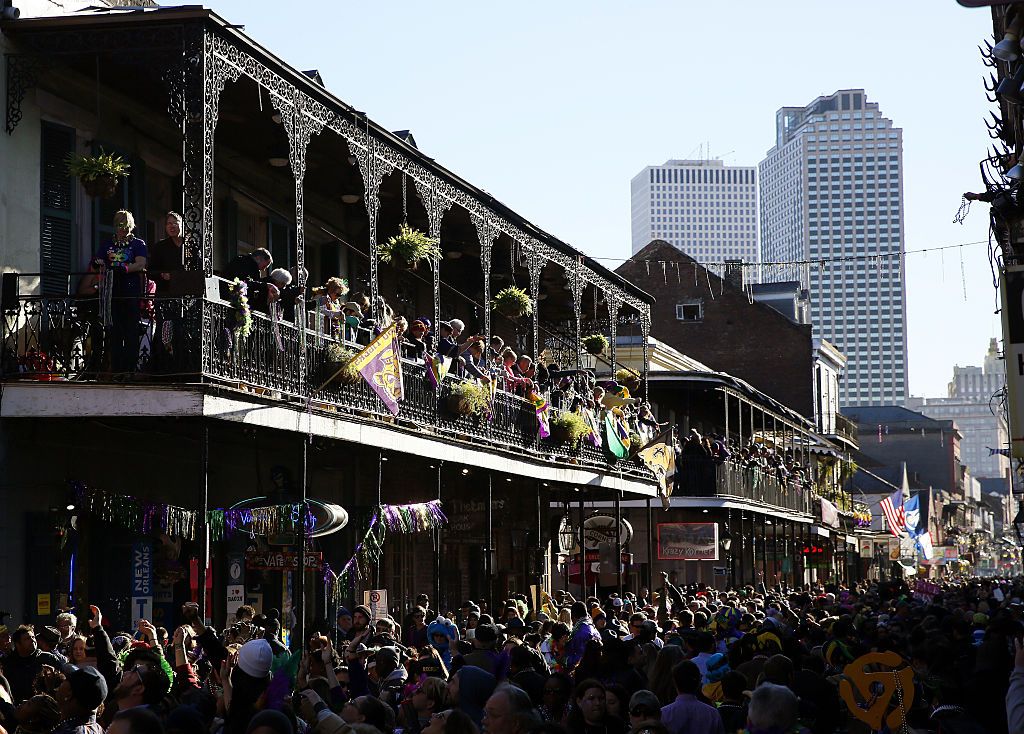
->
<box><xmin>637</xmin><ymin>430</ymin><xmax>676</xmax><ymax>510</ymax></box>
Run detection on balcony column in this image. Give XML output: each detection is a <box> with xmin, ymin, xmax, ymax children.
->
<box><xmin>413</xmin><ymin>179</ymin><xmax>453</xmax><ymax>333</ymax></box>
<box><xmin>568</xmin><ymin>263</ymin><xmax>585</xmax><ymax>370</ymax></box>
<box><xmin>526</xmin><ymin>246</ymin><xmax>543</xmax><ymax>364</ymax></box>
<box><xmin>723</xmin><ymin>391</ymin><xmax>730</xmax><ymax>445</ymax></box>
<box><xmin>578</xmin><ymin>495</ymin><xmax>587</xmax><ymax>597</ymax></box>
<box><xmin>296</xmin><ymin>436</ymin><xmax>307</xmax><ymax>646</ymax></box>
<box><xmin>485</xmin><ymin>473</ymin><xmax>494</xmax><ymax>605</ymax></box>
<box><xmin>646</xmin><ymin>497</ymin><xmax>655</xmax><ymax>592</ymax></box>
<box><xmin>350</xmin><ymin>128</ymin><xmax>395</xmax><ymax>321</ymax></box>
<box><xmin>606</xmin><ymin>292</ymin><xmax>621</xmax><ymax>370</ymax></box>
<box><xmin>640</xmin><ymin>305</ymin><xmax>651</xmax><ymax>399</ymax></box>
<box><xmin>182</xmin><ymin>28</ymin><xmax>239</xmax><ymax>274</ymax></box>
<box><xmin>615</xmin><ymin>489</ymin><xmax>623</xmax><ymax>598</ymax></box>
<box><xmin>472</xmin><ymin>217</ymin><xmax>497</xmax><ymax>339</ymax></box>
<box><xmin>198</xmin><ymin>422</ymin><xmax>209</xmax><ymax>621</ymax></box>
<box><xmin>280</xmin><ymin>92</ymin><xmax>323</xmax><ymax>392</ymax></box>
<box><xmin>737</xmin><ymin>395</ymin><xmax>743</xmax><ymax>448</ymax></box>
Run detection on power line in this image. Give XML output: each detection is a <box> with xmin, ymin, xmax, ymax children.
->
<box><xmin>591</xmin><ymin>238</ymin><xmax>989</xmax><ymax>267</ymax></box>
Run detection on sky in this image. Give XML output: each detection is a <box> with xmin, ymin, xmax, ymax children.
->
<box><xmin>199</xmin><ymin>0</ymin><xmax>1000</xmax><ymax>399</ymax></box>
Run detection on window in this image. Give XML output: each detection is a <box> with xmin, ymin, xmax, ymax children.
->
<box><xmin>676</xmin><ymin>299</ymin><xmax>704</xmax><ymax>322</ymax></box>
<box><xmin>41</xmin><ymin>122</ymin><xmax>77</xmax><ymax>297</ymax></box>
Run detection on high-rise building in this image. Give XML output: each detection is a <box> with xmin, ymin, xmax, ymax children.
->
<box><xmin>905</xmin><ymin>339</ymin><xmax>1010</xmax><ymax>486</ymax></box>
<box><xmin>759</xmin><ymin>89</ymin><xmax>907</xmax><ymax>407</ymax></box>
<box><xmin>630</xmin><ymin>159</ymin><xmax>758</xmax><ymax>262</ymax></box>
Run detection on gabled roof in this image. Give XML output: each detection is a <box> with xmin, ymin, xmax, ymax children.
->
<box><xmin>843</xmin><ymin>405</ymin><xmax>958</xmax><ymax>433</ymax></box>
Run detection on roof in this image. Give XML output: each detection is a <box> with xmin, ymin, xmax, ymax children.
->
<box><xmin>2</xmin><ymin>5</ymin><xmax>653</xmax><ymax>306</ymax></box>
<box><xmin>843</xmin><ymin>405</ymin><xmax>959</xmax><ymax>434</ymax></box>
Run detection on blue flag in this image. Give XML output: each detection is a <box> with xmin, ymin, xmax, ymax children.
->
<box><xmin>903</xmin><ymin>494</ymin><xmax>920</xmax><ymax>537</ymax></box>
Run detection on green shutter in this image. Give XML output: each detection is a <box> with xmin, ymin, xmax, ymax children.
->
<box><xmin>40</xmin><ymin>122</ymin><xmax>76</xmax><ymax>296</ymax></box>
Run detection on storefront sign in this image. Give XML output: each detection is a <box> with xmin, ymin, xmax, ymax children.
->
<box><xmin>445</xmin><ymin>498</ymin><xmax>506</xmax><ymax>543</ymax></box>
<box><xmin>245</xmin><ymin>551</ymin><xmax>323</xmax><ymax>571</ymax></box>
<box><xmin>37</xmin><ymin>594</ymin><xmax>51</xmax><ymax>617</ymax></box>
<box><xmin>887</xmin><ymin>538</ymin><xmax>901</xmax><ymax>562</ymax></box>
<box><xmin>913</xmin><ymin>579</ymin><xmax>941</xmax><ymax>602</ymax></box>
<box><xmin>858</xmin><ymin>539</ymin><xmax>874</xmax><ymax>558</ymax></box>
<box><xmin>582</xmin><ymin>515</ymin><xmax>633</xmax><ymax>550</ymax></box>
<box><xmin>132</xmin><ymin>540</ymin><xmax>154</xmax><ymax>626</ymax></box>
<box><xmin>656</xmin><ymin>523</ymin><xmax>718</xmax><ymax>561</ymax></box>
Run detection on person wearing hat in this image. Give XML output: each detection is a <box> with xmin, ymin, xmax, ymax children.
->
<box><xmin>373</xmin><ymin>646</ymin><xmax>407</xmax><ymax>710</ymax></box>
<box><xmin>464</xmin><ymin>624</ymin><xmax>500</xmax><ymax>675</ymax></box>
<box><xmin>222</xmin><ymin>638</ymin><xmax>274</xmax><ymax>734</ymax></box>
<box><xmin>699</xmin><ymin>653</ymin><xmax>730</xmax><ymax>703</ymax></box>
<box><xmin>403</xmin><ymin>318</ymin><xmax>431</xmax><ymax>360</ymax></box>
<box><xmin>35</xmin><ymin>627</ymin><xmax>69</xmax><ymax>665</ymax></box>
<box><xmin>54</xmin><ymin>666</ymin><xmax>107</xmax><ymax>734</ymax></box>
<box><xmin>347</xmin><ymin>606</ymin><xmax>373</xmax><ymax>646</ymax></box>
<box><xmin>627</xmin><ymin>690</ymin><xmax>662</xmax><ymax>730</ymax></box>
<box><xmin>334</xmin><ymin>608</ymin><xmax>353</xmax><ymax>648</ymax></box>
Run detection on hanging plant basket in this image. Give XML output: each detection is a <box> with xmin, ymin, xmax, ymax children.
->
<box><xmin>549</xmin><ymin>411</ymin><xmax>592</xmax><ymax>446</ymax></box>
<box><xmin>446</xmin><ymin>381</ymin><xmax>491</xmax><ymax>417</ymax></box>
<box><xmin>65</xmin><ymin>149</ymin><xmax>130</xmax><ymax>200</ymax></box>
<box><xmin>493</xmin><ymin>286</ymin><xmax>533</xmax><ymax>320</ymax></box>
<box><xmin>323</xmin><ymin>344</ymin><xmax>360</xmax><ymax>386</ymax></box>
<box><xmin>82</xmin><ymin>174</ymin><xmax>120</xmax><ymax>199</ymax></box>
<box><xmin>380</xmin><ymin>224</ymin><xmax>440</xmax><ymax>270</ymax></box>
<box><xmin>582</xmin><ymin>334</ymin><xmax>609</xmax><ymax>356</ymax></box>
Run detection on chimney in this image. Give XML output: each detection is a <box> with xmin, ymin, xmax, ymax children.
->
<box><xmin>724</xmin><ymin>259</ymin><xmax>744</xmax><ymax>290</ymax></box>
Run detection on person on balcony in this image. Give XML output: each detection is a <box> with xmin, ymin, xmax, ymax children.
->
<box><xmin>149</xmin><ymin>212</ymin><xmax>185</xmax><ymax>295</ymax></box>
<box><xmin>403</xmin><ymin>318</ymin><xmax>431</xmax><ymax>360</ymax></box>
<box><xmin>309</xmin><ymin>277</ymin><xmax>349</xmax><ymax>340</ymax></box>
<box><xmin>501</xmin><ymin>349</ymin><xmax>532</xmax><ymax>395</ymax></box>
<box><xmin>223</xmin><ymin>247</ymin><xmax>272</xmax><ymax>284</ymax></box>
<box><xmin>93</xmin><ymin>209</ymin><xmax>148</xmax><ymax>375</ymax></box>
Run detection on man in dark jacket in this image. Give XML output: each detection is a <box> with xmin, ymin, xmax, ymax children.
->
<box><xmin>2</xmin><ymin>627</ymin><xmax>62</xmax><ymax>703</ymax></box>
<box><xmin>53</xmin><ymin>666</ymin><xmax>106</xmax><ymax>734</ymax></box>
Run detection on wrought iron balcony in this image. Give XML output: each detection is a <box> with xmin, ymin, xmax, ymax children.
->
<box><xmin>1</xmin><ymin>284</ymin><xmax>653</xmax><ymax>481</ymax></box>
<box><xmin>674</xmin><ymin>456</ymin><xmax>813</xmax><ymax>515</ymax></box>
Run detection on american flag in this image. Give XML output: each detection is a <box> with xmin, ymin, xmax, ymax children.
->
<box><xmin>880</xmin><ymin>488</ymin><xmax>906</xmax><ymax>538</ymax></box>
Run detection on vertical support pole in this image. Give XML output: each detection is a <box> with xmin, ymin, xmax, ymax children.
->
<box><xmin>640</xmin><ymin>305</ymin><xmax>651</xmax><ymax>400</ymax></box>
<box><xmin>563</xmin><ymin>499</ymin><xmax>571</xmax><ymax>593</ymax></box>
<box><xmin>486</xmin><ymin>473</ymin><xmax>494</xmax><ymax>607</ymax></box>
<box><xmin>296</xmin><ymin>436</ymin><xmax>307</xmax><ymax>648</ymax></box>
<box><xmin>536</xmin><ymin>482</ymin><xmax>543</xmax><ymax>614</ymax></box>
<box><xmin>737</xmin><ymin>395</ymin><xmax>743</xmax><ymax>448</ymax></box>
<box><xmin>723</xmin><ymin>391</ymin><xmax>730</xmax><ymax>445</ymax></box>
<box><xmin>577</xmin><ymin>495</ymin><xmax>586</xmax><ymax>597</ymax></box>
<box><xmin>569</xmin><ymin>264</ymin><xmax>585</xmax><ymax>371</ymax></box>
<box><xmin>435</xmin><ymin>463</ymin><xmax>442</xmax><ymax>610</ymax></box>
<box><xmin>607</xmin><ymin>292</ymin><xmax>621</xmax><ymax>372</ymax></box>
<box><xmin>198</xmin><ymin>422</ymin><xmax>209</xmax><ymax>624</ymax></box>
<box><xmin>615</xmin><ymin>490</ymin><xmax>623</xmax><ymax>599</ymax></box>
<box><xmin>646</xmin><ymin>497</ymin><xmax>655</xmax><ymax>593</ymax></box>
<box><xmin>352</xmin><ymin>130</ymin><xmax>394</xmax><ymax>321</ymax></box>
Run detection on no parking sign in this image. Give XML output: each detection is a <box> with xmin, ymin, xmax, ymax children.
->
<box><xmin>363</xmin><ymin>589</ymin><xmax>388</xmax><ymax>621</ymax></box>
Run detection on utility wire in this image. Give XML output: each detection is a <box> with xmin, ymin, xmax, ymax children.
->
<box><xmin>590</xmin><ymin>238</ymin><xmax>989</xmax><ymax>266</ymax></box>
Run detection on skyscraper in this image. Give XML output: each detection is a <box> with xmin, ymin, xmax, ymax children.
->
<box><xmin>759</xmin><ymin>89</ymin><xmax>907</xmax><ymax>407</ymax></box>
<box><xmin>630</xmin><ymin>159</ymin><xmax>758</xmax><ymax>262</ymax></box>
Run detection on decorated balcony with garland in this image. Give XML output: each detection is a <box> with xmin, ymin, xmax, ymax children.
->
<box><xmin>0</xmin><ymin>6</ymin><xmax>658</xmax><ymax>495</ymax></box>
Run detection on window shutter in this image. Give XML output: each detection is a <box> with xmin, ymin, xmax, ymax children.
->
<box><xmin>40</xmin><ymin>122</ymin><xmax>76</xmax><ymax>296</ymax></box>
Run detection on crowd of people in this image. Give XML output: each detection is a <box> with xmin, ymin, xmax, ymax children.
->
<box><xmin>678</xmin><ymin>432</ymin><xmax>813</xmax><ymax>495</ymax></box>
<box><xmin>2</xmin><ymin>576</ymin><xmax>1023</xmax><ymax>734</ymax></box>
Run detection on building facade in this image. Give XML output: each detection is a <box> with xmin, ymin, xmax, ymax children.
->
<box><xmin>630</xmin><ymin>159</ymin><xmax>758</xmax><ymax>262</ymax></box>
<box><xmin>759</xmin><ymin>89</ymin><xmax>908</xmax><ymax>407</ymax></box>
<box><xmin>905</xmin><ymin>339</ymin><xmax>1009</xmax><ymax>486</ymax></box>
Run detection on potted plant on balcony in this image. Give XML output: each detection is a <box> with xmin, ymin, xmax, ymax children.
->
<box><xmin>323</xmin><ymin>343</ymin><xmax>360</xmax><ymax>386</ymax></box>
<box><xmin>549</xmin><ymin>411</ymin><xmax>592</xmax><ymax>446</ymax></box>
<box><xmin>582</xmin><ymin>333</ymin><xmax>608</xmax><ymax>356</ymax></box>
<box><xmin>615</xmin><ymin>368</ymin><xmax>640</xmax><ymax>393</ymax></box>
<box><xmin>493</xmin><ymin>286</ymin><xmax>532</xmax><ymax>320</ymax></box>
<box><xmin>447</xmin><ymin>380</ymin><xmax>491</xmax><ymax>417</ymax></box>
<box><xmin>65</xmin><ymin>149</ymin><xmax>131</xmax><ymax>199</ymax></box>
<box><xmin>380</xmin><ymin>224</ymin><xmax>441</xmax><ymax>271</ymax></box>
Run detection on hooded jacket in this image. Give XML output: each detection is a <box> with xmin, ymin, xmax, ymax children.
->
<box><xmin>425</xmin><ymin>617</ymin><xmax>459</xmax><ymax>667</ymax></box>
<box><xmin>453</xmin><ymin>665</ymin><xmax>496</xmax><ymax>728</ymax></box>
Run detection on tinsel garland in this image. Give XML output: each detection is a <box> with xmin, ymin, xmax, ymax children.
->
<box><xmin>229</xmin><ymin>278</ymin><xmax>253</xmax><ymax>340</ymax></box>
<box><xmin>71</xmin><ymin>482</ymin><xmax>314</xmax><ymax>541</ymax></box>
<box><xmin>325</xmin><ymin>500</ymin><xmax>447</xmax><ymax>605</ymax></box>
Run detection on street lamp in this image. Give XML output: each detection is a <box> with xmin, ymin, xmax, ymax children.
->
<box><xmin>720</xmin><ymin>523</ymin><xmax>733</xmax><ymax>552</ymax></box>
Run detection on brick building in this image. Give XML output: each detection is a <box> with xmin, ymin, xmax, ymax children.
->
<box><xmin>616</xmin><ymin>239</ymin><xmax>817</xmax><ymax>420</ymax></box>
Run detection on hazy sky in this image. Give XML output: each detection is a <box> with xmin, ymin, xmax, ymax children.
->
<box><xmin>201</xmin><ymin>0</ymin><xmax>999</xmax><ymax>398</ymax></box>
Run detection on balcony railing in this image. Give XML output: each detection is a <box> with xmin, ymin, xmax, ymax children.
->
<box><xmin>674</xmin><ymin>456</ymin><xmax>813</xmax><ymax>515</ymax></box>
<box><xmin>1</xmin><ymin>286</ymin><xmax>653</xmax><ymax>481</ymax></box>
<box><xmin>834</xmin><ymin>412</ymin><xmax>859</xmax><ymax>445</ymax></box>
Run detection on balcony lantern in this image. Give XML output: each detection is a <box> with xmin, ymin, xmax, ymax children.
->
<box><xmin>558</xmin><ymin>515</ymin><xmax>576</xmax><ymax>553</ymax></box>
<box><xmin>720</xmin><ymin>523</ymin><xmax>733</xmax><ymax>553</ymax></box>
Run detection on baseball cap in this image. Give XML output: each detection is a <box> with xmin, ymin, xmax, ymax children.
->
<box><xmin>68</xmin><ymin>666</ymin><xmax>108</xmax><ymax>711</ymax></box>
<box><xmin>236</xmin><ymin>639</ymin><xmax>273</xmax><ymax>679</ymax></box>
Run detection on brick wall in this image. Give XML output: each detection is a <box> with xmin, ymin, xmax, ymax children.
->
<box><xmin>616</xmin><ymin>240</ymin><xmax>815</xmax><ymax>418</ymax></box>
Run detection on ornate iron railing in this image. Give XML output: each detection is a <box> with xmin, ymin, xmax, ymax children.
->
<box><xmin>1</xmin><ymin>286</ymin><xmax>653</xmax><ymax>481</ymax></box>
<box><xmin>674</xmin><ymin>456</ymin><xmax>813</xmax><ymax>515</ymax></box>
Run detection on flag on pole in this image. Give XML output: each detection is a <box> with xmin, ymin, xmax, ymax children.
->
<box><xmin>424</xmin><ymin>353</ymin><xmax>452</xmax><ymax>389</ymax></box>
<box><xmin>903</xmin><ymin>494</ymin><xmax>920</xmax><ymax>536</ymax></box>
<box><xmin>603</xmin><ymin>412</ymin><xmax>628</xmax><ymax>461</ymax></box>
<box><xmin>583</xmin><ymin>408</ymin><xmax>602</xmax><ymax>448</ymax></box>
<box><xmin>880</xmin><ymin>488</ymin><xmax>906</xmax><ymax>539</ymax></box>
<box><xmin>531</xmin><ymin>392</ymin><xmax>550</xmax><ymax>439</ymax></box>
<box><xmin>915</xmin><ymin>530</ymin><xmax>934</xmax><ymax>560</ymax></box>
<box><xmin>637</xmin><ymin>429</ymin><xmax>676</xmax><ymax>510</ymax></box>
<box><xmin>350</xmin><ymin>322</ymin><xmax>404</xmax><ymax>416</ymax></box>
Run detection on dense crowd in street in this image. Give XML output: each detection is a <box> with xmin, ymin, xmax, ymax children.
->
<box><xmin>1</xmin><ymin>576</ymin><xmax>1022</xmax><ymax>734</ymax></box>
